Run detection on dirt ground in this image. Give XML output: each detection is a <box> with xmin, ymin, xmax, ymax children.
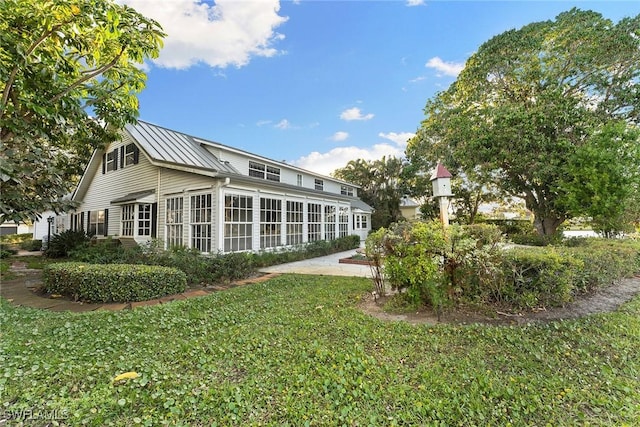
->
<box><xmin>359</xmin><ymin>275</ymin><xmax>640</xmax><ymax>326</ymax></box>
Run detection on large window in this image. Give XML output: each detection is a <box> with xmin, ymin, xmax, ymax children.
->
<box><xmin>308</xmin><ymin>203</ymin><xmax>322</xmax><ymax>242</ymax></box>
<box><xmin>260</xmin><ymin>197</ymin><xmax>282</xmax><ymax>249</ymax></box>
<box><xmin>324</xmin><ymin>205</ymin><xmax>336</xmax><ymax>241</ymax></box>
<box><xmin>286</xmin><ymin>201</ymin><xmax>304</xmax><ymax>246</ymax></box>
<box><xmin>224</xmin><ymin>194</ymin><xmax>253</xmax><ymax>252</ymax></box>
<box><xmin>166</xmin><ymin>197</ymin><xmax>184</xmax><ymax>247</ymax></box>
<box><xmin>191</xmin><ymin>194</ymin><xmax>212</xmax><ymax>252</ymax></box>
<box><xmin>314</xmin><ymin>179</ymin><xmax>324</xmax><ymax>191</ymax></box>
<box><xmin>296</xmin><ymin>174</ymin><xmax>303</xmax><ymax>187</ymax></box>
<box><xmin>138</xmin><ymin>204</ymin><xmax>152</xmax><ymax>236</ymax></box>
<box><xmin>89</xmin><ymin>210</ymin><xmax>106</xmax><ymax>236</ymax></box>
<box><xmin>338</xmin><ymin>207</ymin><xmax>350</xmax><ymax>237</ymax></box>
<box><xmin>249</xmin><ymin>161</ymin><xmax>280</xmax><ymax>182</ymax></box>
<box><xmin>121</xmin><ymin>204</ymin><xmax>135</xmax><ymax>236</ymax></box>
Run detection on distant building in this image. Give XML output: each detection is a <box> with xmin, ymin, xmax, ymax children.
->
<box><xmin>399</xmin><ymin>196</ymin><xmax>421</xmax><ymax>221</ymax></box>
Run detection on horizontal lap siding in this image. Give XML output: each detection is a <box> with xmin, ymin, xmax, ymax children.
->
<box><xmin>78</xmin><ymin>136</ymin><xmax>158</xmax><ymax>236</ymax></box>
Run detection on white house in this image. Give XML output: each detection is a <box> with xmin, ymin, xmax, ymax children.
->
<box><xmin>54</xmin><ymin>120</ymin><xmax>372</xmax><ymax>252</ymax></box>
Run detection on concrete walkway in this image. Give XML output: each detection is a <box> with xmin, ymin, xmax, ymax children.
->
<box><xmin>259</xmin><ymin>249</ymin><xmax>372</xmax><ymax>277</ymax></box>
<box><xmin>1</xmin><ymin>249</ymin><xmax>370</xmax><ymax>312</ymax></box>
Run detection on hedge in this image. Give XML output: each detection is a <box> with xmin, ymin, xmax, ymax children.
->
<box><xmin>498</xmin><ymin>248</ymin><xmax>582</xmax><ymax>309</ymax></box>
<box><xmin>43</xmin><ymin>262</ymin><xmax>187</xmax><ymax>303</ymax></box>
<box><xmin>494</xmin><ymin>239</ymin><xmax>640</xmax><ymax>309</ymax></box>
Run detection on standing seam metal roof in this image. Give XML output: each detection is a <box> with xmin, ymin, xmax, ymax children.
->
<box><xmin>124</xmin><ymin>121</ymin><xmax>238</xmax><ymax>174</ymax></box>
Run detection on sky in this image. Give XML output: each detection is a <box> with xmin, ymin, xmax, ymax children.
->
<box><xmin>120</xmin><ymin>0</ymin><xmax>640</xmax><ymax>176</ymax></box>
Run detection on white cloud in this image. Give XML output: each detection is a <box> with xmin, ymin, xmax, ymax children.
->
<box><xmin>378</xmin><ymin>132</ymin><xmax>415</xmax><ymax>147</ymax></box>
<box><xmin>292</xmin><ymin>140</ymin><xmax>410</xmax><ymax>176</ymax></box>
<box><xmin>425</xmin><ymin>56</ymin><xmax>465</xmax><ymax>77</ymax></box>
<box><xmin>331</xmin><ymin>131</ymin><xmax>349</xmax><ymax>142</ymax></box>
<box><xmin>275</xmin><ymin>119</ymin><xmax>291</xmax><ymax>129</ymax></box>
<box><xmin>406</xmin><ymin>0</ymin><xmax>425</xmax><ymax>6</ymax></box>
<box><xmin>256</xmin><ymin>120</ymin><xmax>272</xmax><ymax>127</ymax></box>
<box><xmin>121</xmin><ymin>0</ymin><xmax>288</xmax><ymax>69</ymax></box>
<box><xmin>339</xmin><ymin>107</ymin><xmax>374</xmax><ymax>121</ymax></box>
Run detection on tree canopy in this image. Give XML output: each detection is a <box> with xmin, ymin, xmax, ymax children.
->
<box><xmin>407</xmin><ymin>8</ymin><xmax>640</xmax><ymax>236</ymax></box>
<box><xmin>0</xmin><ymin>0</ymin><xmax>165</xmax><ymax>223</ymax></box>
<box><xmin>333</xmin><ymin>156</ymin><xmax>405</xmax><ymax>229</ymax></box>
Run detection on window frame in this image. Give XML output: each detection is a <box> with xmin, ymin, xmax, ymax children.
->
<box><xmin>224</xmin><ymin>194</ymin><xmax>253</xmax><ymax>252</ymax></box>
<box><xmin>190</xmin><ymin>193</ymin><xmax>212</xmax><ymax>253</ymax></box>
<box><xmin>260</xmin><ymin>197</ymin><xmax>282</xmax><ymax>249</ymax></box>
<box><xmin>166</xmin><ymin>197</ymin><xmax>184</xmax><ymax>247</ymax></box>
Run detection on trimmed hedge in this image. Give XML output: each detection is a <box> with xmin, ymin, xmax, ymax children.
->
<box><xmin>43</xmin><ymin>262</ymin><xmax>187</xmax><ymax>303</ymax></box>
<box><xmin>498</xmin><ymin>248</ymin><xmax>582</xmax><ymax>308</ymax></box>
<box><xmin>493</xmin><ymin>239</ymin><xmax>640</xmax><ymax>309</ymax></box>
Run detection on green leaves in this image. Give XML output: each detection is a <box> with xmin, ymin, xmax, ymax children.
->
<box><xmin>1</xmin><ymin>275</ymin><xmax>640</xmax><ymax>425</ymax></box>
<box><xmin>408</xmin><ymin>8</ymin><xmax>640</xmax><ymax>236</ymax></box>
<box><xmin>0</xmin><ymin>0</ymin><xmax>165</xmax><ymax>223</ymax></box>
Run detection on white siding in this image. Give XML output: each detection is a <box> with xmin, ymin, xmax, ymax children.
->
<box><xmin>203</xmin><ymin>145</ymin><xmax>357</xmax><ymax>196</ymax></box>
<box><xmin>76</xmin><ymin>135</ymin><xmax>158</xmax><ymax>238</ymax></box>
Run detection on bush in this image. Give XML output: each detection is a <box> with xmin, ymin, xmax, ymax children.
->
<box><xmin>19</xmin><ymin>239</ymin><xmax>42</xmax><ymax>251</ymax></box>
<box><xmin>370</xmin><ymin>221</ymin><xmax>505</xmax><ymax>317</ymax></box>
<box><xmin>561</xmin><ymin>238</ymin><xmax>640</xmax><ymax>293</ymax></box>
<box><xmin>43</xmin><ymin>262</ymin><xmax>187</xmax><ymax>303</ymax></box>
<box><xmin>497</xmin><ymin>248</ymin><xmax>582</xmax><ymax>309</ymax></box>
<box><xmin>69</xmin><ymin>238</ymin><xmax>143</xmax><ymax>264</ymax></box>
<box><xmin>46</xmin><ymin>230</ymin><xmax>89</xmax><ymax>258</ymax></box>
<box><xmin>0</xmin><ymin>247</ymin><xmax>17</xmax><ymax>258</ymax></box>
<box><xmin>0</xmin><ymin>233</ymin><xmax>32</xmax><ymax>244</ymax></box>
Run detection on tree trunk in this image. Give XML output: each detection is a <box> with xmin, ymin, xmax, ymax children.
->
<box><xmin>533</xmin><ymin>215</ymin><xmax>564</xmax><ymax>236</ymax></box>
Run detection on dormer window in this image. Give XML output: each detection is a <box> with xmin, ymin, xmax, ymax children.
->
<box><xmin>340</xmin><ymin>185</ymin><xmax>354</xmax><ymax>196</ymax></box>
<box><xmin>314</xmin><ymin>179</ymin><xmax>324</xmax><ymax>191</ymax></box>
<box><xmin>249</xmin><ymin>161</ymin><xmax>280</xmax><ymax>182</ymax></box>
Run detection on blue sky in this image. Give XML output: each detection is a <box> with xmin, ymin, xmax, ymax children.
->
<box><xmin>121</xmin><ymin>0</ymin><xmax>640</xmax><ymax>175</ymax></box>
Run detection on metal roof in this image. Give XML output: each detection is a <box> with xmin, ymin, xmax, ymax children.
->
<box><xmin>111</xmin><ymin>189</ymin><xmax>155</xmax><ymax>204</ymax></box>
<box><xmin>124</xmin><ymin>121</ymin><xmax>239</xmax><ymax>174</ymax></box>
<box><xmin>349</xmin><ymin>198</ymin><xmax>374</xmax><ymax>213</ymax></box>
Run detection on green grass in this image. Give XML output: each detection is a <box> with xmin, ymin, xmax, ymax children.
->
<box><xmin>1</xmin><ymin>275</ymin><xmax>638</xmax><ymax>426</ymax></box>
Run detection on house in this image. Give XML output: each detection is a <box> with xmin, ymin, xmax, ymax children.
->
<box><xmin>54</xmin><ymin>120</ymin><xmax>372</xmax><ymax>253</ymax></box>
<box><xmin>399</xmin><ymin>196</ymin><xmax>421</xmax><ymax>221</ymax></box>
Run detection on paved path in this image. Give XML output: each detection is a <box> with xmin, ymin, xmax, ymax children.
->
<box><xmin>1</xmin><ymin>249</ymin><xmax>370</xmax><ymax>312</ymax></box>
<box><xmin>259</xmin><ymin>249</ymin><xmax>372</xmax><ymax>277</ymax></box>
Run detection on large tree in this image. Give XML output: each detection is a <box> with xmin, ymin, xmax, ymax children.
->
<box><xmin>407</xmin><ymin>9</ymin><xmax>640</xmax><ymax>236</ymax></box>
<box><xmin>333</xmin><ymin>156</ymin><xmax>405</xmax><ymax>229</ymax></box>
<box><xmin>0</xmin><ymin>0</ymin><xmax>165</xmax><ymax>223</ymax></box>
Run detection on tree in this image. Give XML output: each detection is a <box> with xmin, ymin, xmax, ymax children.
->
<box><xmin>560</xmin><ymin>122</ymin><xmax>640</xmax><ymax>236</ymax></box>
<box><xmin>0</xmin><ymin>0</ymin><xmax>165</xmax><ymax>223</ymax></box>
<box><xmin>333</xmin><ymin>156</ymin><xmax>405</xmax><ymax>229</ymax></box>
<box><xmin>408</xmin><ymin>9</ymin><xmax>640</xmax><ymax>236</ymax></box>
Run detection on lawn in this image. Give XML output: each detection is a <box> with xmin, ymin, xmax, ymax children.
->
<box><xmin>1</xmin><ymin>275</ymin><xmax>639</xmax><ymax>426</ymax></box>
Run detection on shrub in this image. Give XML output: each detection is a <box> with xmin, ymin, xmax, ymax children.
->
<box><xmin>560</xmin><ymin>238</ymin><xmax>640</xmax><ymax>293</ymax></box>
<box><xmin>46</xmin><ymin>230</ymin><xmax>89</xmax><ymax>258</ymax></box>
<box><xmin>498</xmin><ymin>248</ymin><xmax>582</xmax><ymax>309</ymax></box>
<box><xmin>69</xmin><ymin>238</ymin><xmax>144</xmax><ymax>264</ymax></box>
<box><xmin>0</xmin><ymin>233</ymin><xmax>32</xmax><ymax>244</ymax></box>
<box><xmin>43</xmin><ymin>262</ymin><xmax>186</xmax><ymax>303</ymax></box>
<box><xmin>0</xmin><ymin>247</ymin><xmax>17</xmax><ymax>258</ymax></box>
<box><xmin>370</xmin><ymin>221</ymin><xmax>505</xmax><ymax>318</ymax></box>
<box><xmin>19</xmin><ymin>239</ymin><xmax>42</xmax><ymax>251</ymax></box>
